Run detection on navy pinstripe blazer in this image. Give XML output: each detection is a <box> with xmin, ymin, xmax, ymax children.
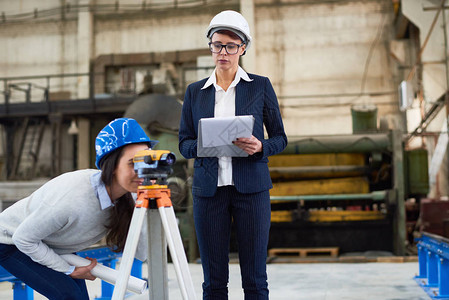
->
<box><xmin>179</xmin><ymin>73</ymin><xmax>287</xmax><ymax>197</ymax></box>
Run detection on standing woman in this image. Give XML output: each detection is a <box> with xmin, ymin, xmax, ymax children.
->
<box><xmin>179</xmin><ymin>10</ymin><xmax>287</xmax><ymax>300</ymax></box>
<box><xmin>0</xmin><ymin>118</ymin><xmax>156</xmax><ymax>300</ymax></box>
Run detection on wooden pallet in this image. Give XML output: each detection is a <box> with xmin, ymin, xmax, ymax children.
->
<box><xmin>268</xmin><ymin>247</ymin><xmax>339</xmax><ymax>258</ymax></box>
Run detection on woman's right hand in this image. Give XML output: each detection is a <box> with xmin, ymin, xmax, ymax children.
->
<box><xmin>69</xmin><ymin>257</ymin><xmax>97</xmax><ymax>281</ymax></box>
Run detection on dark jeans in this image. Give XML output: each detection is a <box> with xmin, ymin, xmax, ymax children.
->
<box><xmin>194</xmin><ymin>186</ymin><xmax>271</xmax><ymax>300</ymax></box>
<box><xmin>0</xmin><ymin>243</ymin><xmax>89</xmax><ymax>300</ymax></box>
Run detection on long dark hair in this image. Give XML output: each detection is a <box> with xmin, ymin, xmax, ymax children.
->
<box><xmin>99</xmin><ymin>145</ymin><xmax>135</xmax><ymax>253</ymax></box>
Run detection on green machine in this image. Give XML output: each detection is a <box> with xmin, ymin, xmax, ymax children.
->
<box><xmin>267</xmin><ymin>106</ymin><xmax>429</xmax><ymax>256</ymax></box>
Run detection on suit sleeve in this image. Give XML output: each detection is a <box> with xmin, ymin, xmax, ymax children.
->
<box><xmin>260</xmin><ymin>77</ymin><xmax>288</xmax><ymax>157</ymax></box>
<box><xmin>179</xmin><ymin>84</ymin><xmax>198</xmax><ymax>159</ymax></box>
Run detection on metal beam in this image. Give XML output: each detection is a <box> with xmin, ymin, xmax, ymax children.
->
<box><xmin>405</xmin><ymin>92</ymin><xmax>446</xmax><ymax>144</ymax></box>
<box><xmin>0</xmin><ymin>96</ymin><xmax>136</xmax><ymax>122</ymax></box>
<box><xmin>269</xmin><ymin>165</ymin><xmax>368</xmax><ymax>175</ymax></box>
<box><xmin>10</xmin><ymin>118</ymin><xmax>30</xmax><ymax>180</ymax></box>
<box><xmin>392</xmin><ymin>129</ymin><xmax>406</xmax><ymax>256</ymax></box>
<box><xmin>270</xmin><ymin>190</ymin><xmax>387</xmax><ymax>202</ymax></box>
<box><xmin>281</xmin><ymin>133</ymin><xmax>391</xmax><ymax>154</ymax></box>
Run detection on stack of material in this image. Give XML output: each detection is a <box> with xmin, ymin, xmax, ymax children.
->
<box><xmin>268</xmin><ymin>152</ymin><xmax>384</xmax><ymax>223</ymax></box>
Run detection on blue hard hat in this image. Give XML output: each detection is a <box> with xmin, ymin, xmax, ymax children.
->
<box><xmin>95</xmin><ymin>118</ymin><xmax>158</xmax><ymax>169</ymax></box>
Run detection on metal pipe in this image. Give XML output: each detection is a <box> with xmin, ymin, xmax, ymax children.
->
<box><xmin>423</xmin><ymin>231</ymin><xmax>449</xmax><ymax>245</ymax></box>
<box><xmin>0</xmin><ymin>72</ymin><xmax>90</xmax><ymax>81</ymax></box>
<box><xmin>26</xmin><ymin>83</ymin><xmax>31</xmax><ymax>103</ymax></box>
<box><xmin>270</xmin><ymin>191</ymin><xmax>387</xmax><ymax>202</ymax></box>
<box><xmin>0</xmin><ymin>1</ymin><xmax>222</xmax><ymax>24</ymax></box>
<box><xmin>406</xmin><ymin>93</ymin><xmax>446</xmax><ymax>143</ymax></box>
<box><xmin>442</xmin><ymin>0</ymin><xmax>449</xmax><ymax>203</ymax></box>
<box><xmin>278</xmin><ymin>91</ymin><xmax>396</xmax><ymax>100</ymax></box>
<box><xmin>2</xmin><ymin>80</ymin><xmax>9</xmax><ymax>109</ymax></box>
<box><xmin>392</xmin><ymin>129</ymin><xmax>406</xmax><ymax>256</ymax></box>
<box><xmin>269</xmin><ymin>165</ymin><xmax>368</xmax><ymax>175</ymax></box>
<box><xmin>443</xmin><ymin>1</ymin><xmax>449</xmax><ymax>100</ymax></box>
<box><xmin>281</xmin><ymin>133</ymin><xmax>391</xmax><ymax>154</ymax></box>
<box><xmin>423</xmin><ymin>4</ymin><xmax>449</xmax><ymax>10</ymax></box>
<box><xmin>406</xmin><ymin>0</ymin><xmax>447</xmax><ymax>81</ymax></box>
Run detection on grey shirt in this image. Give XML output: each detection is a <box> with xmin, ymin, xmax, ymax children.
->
<box><xmin>0</xmin><ymin>169</ymin><xmax>147</xmax><ymax>273</ymax></box>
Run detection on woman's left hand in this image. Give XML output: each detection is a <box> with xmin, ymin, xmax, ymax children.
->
<box><xmin>69</xmin><ymin>257</ymin><xmax>97</xmax><ymax>281</ymax></box>
<box><xmin>232</xmin><ymin>136</ymin><xmax>262</xmax><ymax>155</ymax></box>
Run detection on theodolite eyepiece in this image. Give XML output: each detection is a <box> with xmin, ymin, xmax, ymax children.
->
<box><xmin>133</xmin><ymin>150</ymin><xmax>176</xmax><ymax>185</ymax></box>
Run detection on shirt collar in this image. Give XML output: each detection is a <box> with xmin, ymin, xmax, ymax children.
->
<box><xmin>90</xmin><ymin>171</ymin><xmax>114</xmax><ymax>210</ymax></box>
<box><xmin>201</xmin><ymin>66</ymin><xmax>253</xmax><ymax>90</ymax></box>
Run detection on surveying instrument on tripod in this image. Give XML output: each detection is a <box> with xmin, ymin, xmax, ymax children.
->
<box><xmin>111</xmin><ymin>149</ymin><xmax>196</xmax><ymax>300</ymax></box>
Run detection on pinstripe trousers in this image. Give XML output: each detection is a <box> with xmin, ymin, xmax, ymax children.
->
<box><xmin>193</xmin><ymin>186</ymin><xmax>271</xmax><ymax>300</ymax></box>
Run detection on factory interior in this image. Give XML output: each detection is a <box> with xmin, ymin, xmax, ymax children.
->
<box><xmin>0</xmin><ymin>0</ymin><xmax>448</xmax><ymax>299</ymax></box>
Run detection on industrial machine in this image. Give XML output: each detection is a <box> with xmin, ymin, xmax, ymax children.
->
<box><xmin>265</xmin><ymin>109</ymin><xmax>429</xmax><ymax>256</ymax></box>
<box><xmin>129</xmin><ymin>101</ymin><xmax>428</xmax><ymax>258</ymax></box>
<box><xmin>0</xmin><ymin>71</ymin><xmax>430</xmax><ymax>259</ymax></box>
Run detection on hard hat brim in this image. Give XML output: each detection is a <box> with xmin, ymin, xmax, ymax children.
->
<box><xmin>206</xmin><ymin>25</ymin><xmax>252</xmax><ymax>51</ymax></box>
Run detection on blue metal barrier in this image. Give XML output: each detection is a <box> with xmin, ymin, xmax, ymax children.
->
<box><xmin>415</xmin><ymin>232</ymin><xmax>449</xmax><ymax>299</ymax></box>
<box><xmin>0</xmin><ymin>266</ymin><xmax>33</xmax><ymax>300</ymax></box>
<box><xmin>0</xmin><ymin>247</ymin><xmax>144</xmax><ymax>300</ymax></box>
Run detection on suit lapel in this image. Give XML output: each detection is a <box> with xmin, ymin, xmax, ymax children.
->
<box><xmin>199</xmin><ymin>85</ymin><xmax>215</xmax><ymax>119</ymax></box>
<box><xmin>235</xmin><ymin>79</ymin><xmax>253</xmax><ymax>116</ymax></box>
<box><xmin>235</xmin><ymin>80</ymin><xmax>246</xmax><ymax>116</ymax></box>
<box><xmin>200</xmin><ymin>75</ymin><xmax>254</xmax><ymax>117</ymax></box>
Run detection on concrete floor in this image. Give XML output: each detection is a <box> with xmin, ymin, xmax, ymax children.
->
<box><xmin>0</xmin><ymin>261</ymin><xmax>429</xmax><ymax>300</ymax></box>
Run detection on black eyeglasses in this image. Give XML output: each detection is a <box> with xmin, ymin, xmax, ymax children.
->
<box><xmin>208</xmin><ymin>42</ymin><xmax>244</xmax><ymax>55</ymax></box>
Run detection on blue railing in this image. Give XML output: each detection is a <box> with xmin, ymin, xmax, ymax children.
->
<box><xmin>415</xmin><ymin>232</ymin><xmax>449</xmax><ymax>299</ymax></box>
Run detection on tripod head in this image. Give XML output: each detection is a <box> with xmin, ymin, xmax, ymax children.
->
<box><xmin>133</xmin><ymin>149</ymin><xmax>176</xmax><ymax>186</ymax></box>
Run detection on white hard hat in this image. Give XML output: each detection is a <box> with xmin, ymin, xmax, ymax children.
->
<box><xmin>206</xmin><ymin>10</ymin><xmax>252</xmax><ymax>51</ymax></box>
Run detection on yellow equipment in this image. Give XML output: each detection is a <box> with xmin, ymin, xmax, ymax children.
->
<box><xmin>133</xmin><ymin>149</ymin><xmax>176</xmax><ymax>185</ymax></box>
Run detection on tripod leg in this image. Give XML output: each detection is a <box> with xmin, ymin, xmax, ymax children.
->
<box><xmin>148</xmin><ymin>208</ymin><xmax>169</xmax><ymax>300</ymax></box>
<box><xmin>159</xmin><ymin>206</ymin><xmax>197</xmax><ymax>300</ymax></box>
<box><xmin>111</xmin><ymin>206</ymin><xmax>147</xmax><ymax>300</ymax></box>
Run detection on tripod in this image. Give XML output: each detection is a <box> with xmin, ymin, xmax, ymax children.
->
<box><xmin>111</xmin><ymin>182</ymin><xmax>196</xmax><ymax>300</ymax></box>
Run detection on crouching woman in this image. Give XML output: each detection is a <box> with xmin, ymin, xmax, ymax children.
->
<box><xmin>0</xmin><ymin>118</ymin><xmax>156</xmax><ymax>300</ymax></box>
